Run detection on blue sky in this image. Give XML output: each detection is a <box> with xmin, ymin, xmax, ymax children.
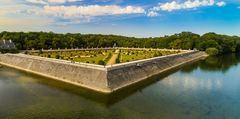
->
<box><xmin>0</xmin><ymin>0</ymin><xmax>240</xmax><ymax>37</ymax></box>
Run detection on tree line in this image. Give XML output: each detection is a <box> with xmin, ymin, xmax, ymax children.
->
<box><xmin>1</xmin><ymin>31</ymin><xmax>240</xmax><ymax>55</ymax></box>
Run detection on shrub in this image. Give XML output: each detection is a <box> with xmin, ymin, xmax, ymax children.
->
<box><xmin>104</xmin><ymin>53</ymin><xmax>112</xmax><ymax>62</ymax></box>
<box><xmin>55</xmin><ymin>54</ymin><xmax>60</xmax><ymax>59</ymax></box>
<box><xmin>0</xmin><ymin>48</ymin><xmax>19</xmax><ymax>54</ymax></box>
<box><xmin>116</xmin><ymin>58</ymin><xmax>120</xmax><ymax>63</ymax></box>
<box><xmin>158</xmin><ymin>52</ymin><xmax>162</xmax><ymax>56</ymax></box>
<box><xmin>153</xmin><ymin>53</ymin><xmax>158</xmax><ymax>57</ymax></box>
<box><xmin>24</xmin><ymin>51</ymin><xmax>28</xmax><ymax>54</ymax></box>
<box><xmin>39</xmin><ymin>49</ymin><xmax>43</xmax><ymax>54</ymax></box>
<box><xmin>115</xmin><ymin>53</ymin><xmax>121</xmax><ymax>63</ymax></box>
<box><xmin>206</xmin><ymin>47</ymin><xmax>219</xmax><ymax>56</ymax></box>
<box><xmin>98</xmin><ymin>60</ymin><xmax>105</xmax><ymax>65</ymax></box>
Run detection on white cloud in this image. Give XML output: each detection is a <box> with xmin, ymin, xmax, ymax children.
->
<box><xmin>147</xmin><ymin>11</ymin><xmax>158</xmax><ymax>17</ymax></box>
<box><xmin>43</xmin><ymin>5</ymin><xmax>145</xmax><ymax>16</ymax></box>
<box><xmin>216</xmin><ymin>1</ymin><xmax>226</xmax><ymax>7</ymax></box>
<box><xmin>27</xmin><ymin>0</ymin><xmax>82</xmax><ymax>4</ymax></box>
<box><xmin>153</xmin><ymin>0</ymin><xmax>215</xmax><ymax>12</ymax></box>
<box><xmin>20</xmin><ymin>0</ymin><xmax>145</xmax><ymax>24</ymax></box>
<box><xmin>0</xmin><ymin>0</ymin><xmax>53</xmax><ymax>27</ymax></box>
<box><xmin>47</xmin><ymin>0</ymin><xmax>82</xmax><ymax>4</ymax></box>
<box><xmin>22</xmin><ymin>4</ymin><xmax>145</xmax><ymax>24</ymax></box>
<box><xmin>147</xmin><ymin>0</ymin><xmax>226</xmax><ymax>17</ymax></box>
<box><xmin>26</xmin><ymin>0</ymin><xmax>47</xmax><ymax>4</ymax></box>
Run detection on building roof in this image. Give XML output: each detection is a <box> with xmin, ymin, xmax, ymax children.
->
<box><xmin>0</xmin><ymin>39</ymin><xmax>16</xmax><ymax>49</ymax></box>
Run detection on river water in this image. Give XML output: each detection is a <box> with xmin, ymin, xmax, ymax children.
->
<box><xmin>0</xmin><ymin>54</ymin><xmax>240</xmax><ymax>119</ymax></box>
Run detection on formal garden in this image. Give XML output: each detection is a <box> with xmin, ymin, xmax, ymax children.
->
<box><xmin>28</xmin><ymin>49</ymin><xmax>181</xmax><ymax>65</ymax></box>
<box><xmin>118</xmin><ymin>49</ymin><xmax>180</xmax><ymax>63</ymax></box>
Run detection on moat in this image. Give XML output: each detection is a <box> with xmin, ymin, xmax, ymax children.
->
<box><xmin>0</xmin><ymin>53</ymin><xmax>240</xmax><ymax>119</ymax></box>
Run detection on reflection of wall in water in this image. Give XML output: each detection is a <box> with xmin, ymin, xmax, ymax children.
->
<box><xmin>162</xmin><ymin>74</ymin><xmax>224</xmax><ymax>91</ymax></box>
<box><xmin>180</xmin><ymin>54</ymin><xmax>240</xmax><ymax>73</ymax></box>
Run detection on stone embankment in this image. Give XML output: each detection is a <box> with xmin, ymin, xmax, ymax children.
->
<box><xmin>0</xmin><ymin>50</ymin><xmax>207</xmax><ymax>93</ymax></box>
<box><xmin>106</xmin><ymin>51</ymin><xmax>207</xmax><ymax>91</ymax></box>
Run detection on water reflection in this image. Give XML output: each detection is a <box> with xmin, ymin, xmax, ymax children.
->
<box><xmin>162</xmin><ymin>74</ymin><xmax>224</xmax><ymax>91</ymax></box>
<box><xmin>181</xmin><ymin>54</ymin><xmax>240</xmax><ymax>73</ymax></box>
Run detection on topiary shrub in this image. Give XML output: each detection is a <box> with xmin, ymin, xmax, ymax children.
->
<box><xmin>98</xmin><ymin>60</ymin><xmax>105</xmax><ymax>65</ymax></box>
<box><xmin>116</xmin><ymin>58</ymin><xmax>120</xmax><ymax>63</ymax></box>
<box><xmin>104</xmin><ymin>53</ymin><xmax>112</xmax><ymax>62</ymax></box>
<box><xmin>206</xmin><ymin>47</ymin><xmax>219</xmax><ymax>56</ymax></box>
<box><xmin>24</xmin><ymin>51</ymin><xmax>29</xmax><ymax>54</ymax></box>
<box><xmin>115</xmin><ymin>53</ymin><xmax>121</xmax><ymax>63</ymax></box>
<box><xmin>55</xmin><ymin>54</ymin><xmax>60</xmax><ymax>59</ymax></box>
<box><xmin>153</xmin><ymin>53</ymin><xmax>158</xmax><ymax>57</ymax></box>
<box><xmin>158</xmin><ymin>52</ymin><xmax>163</xmax><ymax>56</ymax></box>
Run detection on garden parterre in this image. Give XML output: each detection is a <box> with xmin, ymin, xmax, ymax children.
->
<box><xmin>28</xmin><ymin>49</ymin><xmax>181</xmax><ymax>65</ymax></box>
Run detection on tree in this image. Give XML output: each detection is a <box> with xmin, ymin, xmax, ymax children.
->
<box><xmin>206</xmin><ymin>48</ymin><xmax>219</xmax><ymax>56</ymax></box>
<box><xmin>1</xmin><ymin>31</ymin><xmax>240</xmax><ymax>55</ymax></box>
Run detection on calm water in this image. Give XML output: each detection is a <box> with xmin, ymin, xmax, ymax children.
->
<box><xmin>1</xmin><ymin>54</ymin><xmax>240</xmax><ymax>119</ymax></box>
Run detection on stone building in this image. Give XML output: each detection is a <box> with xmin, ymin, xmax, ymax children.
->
<box><xmin>0</xmin><ymin>39</ymin><xmax>16</xmax><ymax>49</ymax></box>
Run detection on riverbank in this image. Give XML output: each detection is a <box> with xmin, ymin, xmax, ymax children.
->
<box><xmin>0</xmin><ymin>50</ymin><xmax>208</xmax><ymax>93</ymax></box>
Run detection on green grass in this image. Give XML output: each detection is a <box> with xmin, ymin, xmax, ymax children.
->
<box><xmin>29</xmin><ymin>49</ymin><xmax>181</xmax><ymax>65</ymax></box>
<box><xmin>119</xmin><ymin>49</ymin><xmax>180</xmax><ymax>63</ymax></box>
<box><xmin>30</xmin><ymin>50</ymin><xmax>114</xmax><ymax>65</ymax></box>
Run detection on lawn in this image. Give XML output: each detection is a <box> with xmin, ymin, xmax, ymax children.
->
<box><xmin>30</xmin><ymin>49</ymin><xmax>114</xmax><ymax>65</ymax></box>
<box><xmin>118</xmin><ymin>49</ymin><xmax>180</xmax><ymax>63</ymax></box>
<box><xmin>28</xmin><ymin>49</ymin><xmax>181</xmax><ymax>65</ymax></box>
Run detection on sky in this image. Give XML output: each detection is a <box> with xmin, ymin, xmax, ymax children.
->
<box><xmin>0</xmin><ymin>0</ymin><xmax>240</xmax><ymax>37</ymax></box>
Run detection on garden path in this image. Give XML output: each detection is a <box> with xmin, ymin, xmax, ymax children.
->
<box><xmin>107</xmin><ymin>50</ymin><xmax>119</xmax><ymax>65</ymax></box>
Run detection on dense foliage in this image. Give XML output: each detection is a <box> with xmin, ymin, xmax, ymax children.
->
<box><xmin>206</xmin><ymin>48</ymin><xmax>219</xmax><ymax>56</ymax></box>
<box><xmin>1</xmin><ymin>31</ymin><xmax>240</xmax><ymax>55</ymax></box>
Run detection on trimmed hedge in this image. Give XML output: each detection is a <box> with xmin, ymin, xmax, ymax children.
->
<box><xmin>0</xmin><ymin>49</ymin><xmax>19</xmax><ymax>54</ymax></box>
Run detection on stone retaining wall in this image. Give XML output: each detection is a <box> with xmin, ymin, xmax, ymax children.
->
<box><xmin>107</xmin><ymin>51</ymin><xmax>207</xmax><ymax>91</ymax></box>
<box><xmin>0</xmin><ymin>54</ymin><xmax>109</xmax><ymax>92</ymax></box>
<box><xmin>0</xmin><ymin>51</ymin><xmax>207</xmax><ymax>93</ymax></box>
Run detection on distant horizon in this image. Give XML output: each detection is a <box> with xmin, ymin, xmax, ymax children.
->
<box><xmin>0</xmin><ymin>30</ymin><xmax>239</xmax><ymax>38</ymax></box>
